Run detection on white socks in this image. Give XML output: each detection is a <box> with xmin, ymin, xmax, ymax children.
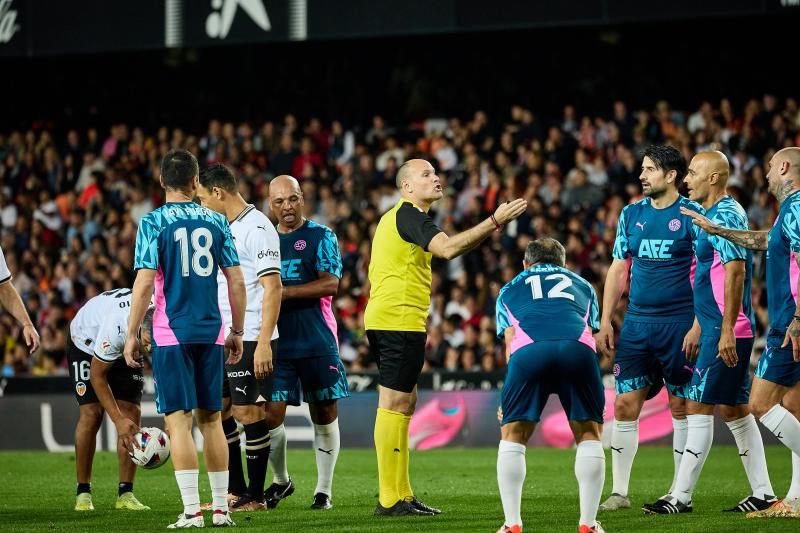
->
<box><xmin>788</xmin><ymin>453</ymin><xmax>800</xmax><ymax>501</ymax></box>
<box><xmin>610</xmin><ymin>419</ymin><xmax>639</xmax><ymax>496</ymax></box>
<box><xmin>670</xmin><ymin>417</ymin><xmax>688</xmax><ymax>493</ymax></box>
<box><xmin>671</xmin><ymin>414</ymin><xmax>713</xmax><ymax>504</ymax></box>
<box><xmin>497</xmin><ymin>440</ymin><xmax>526</xmax><ymax>528</ymax></box>
<box><xmin>175</xmin><ymin>469</ymin><xmax>200</xmax><ymax>515</ymax></box>
<box><xmin>760</xmin><ymin>404</ymin><xmax>800</xmax><ymax>457</ymax></box>
<box><xmin>208</xmin><ymin>471</ymin><xmax>229</xmax><ymax>513</ymax></box>
<box><xmin>313</xmin><ymin>419</ymin><xmax>341</xmax><ymax>497</ymax></box>
<box><xmin>575</xmin><ymin>440</ymin><xmax>605</xmax><ymax>528</ymax></box>
<box><xmin>268</xmin><ymin>424</ymin><xmax>290</xmax><ymax>484</ymax></box>
<box><xmin>726</xmin><ymin>414</ymin><xmax>774</xmax><ymax>500</ymax></box>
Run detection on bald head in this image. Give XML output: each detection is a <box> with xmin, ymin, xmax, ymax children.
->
<box><xmin>693</xmin><ymin>150</ymin><xmax>730</xmax><ymax>184</ymax></box>
<box><xmin>270</xmin><ymin>174</ymin><xmax>302</xmax><ymax>197</ymax></box>
<box><xmin>396</xmin><ymin>159</ymin><xmax>426</xmax><ymax>189</ymax></box>
<box><xmin>394</xmin><ymin>159</ymin><xmax>443</xmax><ymax>209</ymax></box>
<box><xmin>775</xmin><ymin>147</ymin><xmax>800</xmax><ymax>177</ymax></box>
<box><xmin>685</xmin><ymin>151</ymin><xmax>732</xmax><ymax>207</ymax></box>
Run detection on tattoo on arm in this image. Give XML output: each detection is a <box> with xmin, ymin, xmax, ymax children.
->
<box><xmin>714</xmin><ymin>227</ymin><xmax>769</xmax><ymax>251</ymax></box>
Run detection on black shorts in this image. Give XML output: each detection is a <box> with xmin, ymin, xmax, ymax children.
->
<box><xmin>67</xmin><ymin>339</ymin><xmax>143</xmax><ymax>406</ymax></box>
<box><xmin>224</xmin><ymin>340</ymin><xmax>276</xmax><ymax>405</ymax></box>
<box><xmin>367</xmin><ymin>330</ymin><xmax>426</xmax><ymax>393</ymax></box>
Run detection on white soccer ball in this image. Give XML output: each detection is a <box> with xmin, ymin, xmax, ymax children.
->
<box><xmin>129</xmin><ymin>427</ymin><xmax>171</xmax><ymax>469</ymax></box>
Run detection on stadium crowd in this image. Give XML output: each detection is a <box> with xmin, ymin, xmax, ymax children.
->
<box><xmin>1</xmin><ymin>94</ymin><xmax>799</xmax><ymax>377</ymax></box>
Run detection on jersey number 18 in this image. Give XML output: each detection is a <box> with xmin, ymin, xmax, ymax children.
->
<box><xmin>174</xmin><ymin>227</ymin><xmax>214</xmax><ymax>277</ymax></box>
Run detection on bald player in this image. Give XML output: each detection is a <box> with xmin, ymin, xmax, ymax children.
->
<box><xmin>682</xmin><ymin>147</ymin><xmax>800</xmax><ymax>517</ymax></box>
<box><xmin>265</xmin><ymin>175</ymin><xmax>348</xmax><ymax>511</ymax></box>
<box><xmin>365</xmin><ymin>159</ymin><xmax>527</xmax><ymax>516</ymax></box>
<box><xmin>644</xmin><ymin>151</ymin><xmax>776</xmax><ymax>515</ymax></box>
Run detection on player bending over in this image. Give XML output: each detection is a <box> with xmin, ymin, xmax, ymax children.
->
<box><xmin>495</xmin><ymin>238</ymin><xmax>605</xmax><ymax>533</ymax></box>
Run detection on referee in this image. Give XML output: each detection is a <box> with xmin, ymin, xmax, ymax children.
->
<box><xmin>366</xmin><ymin>158</ymin><xmax>527</xmax><ymax>516</ymax></box>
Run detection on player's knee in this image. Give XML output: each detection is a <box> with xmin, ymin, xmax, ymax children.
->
<box><xmin>79</xmin><ymin>404</ymin><xmax>104</xmax><ymax>428</ymax></box>
<box><xmin>668</xmin><ymin>395</ymin><xmax>687</xmax><ymax>419</ymax></box>
<box><xmin>118</xmin><ymin>401</ymin><xmax>141</xmax><ymax>422</ymax></box>
<box><xmin>407</xmin><ymin>396</ymin><xmax>417</xmax><ymax>415</ymax></box>
<box><xmin>782</xmin><ymin>393</ymin><xmax>800</xmax><ymax>418</ymax></box>
<box><xmin>613</xmin><ymin>396</ymin><xmax>640</xmax><ymax>421</ymax></box>
<box><xmin>263</xmin><ymin>402</ymin><xmax>287</xmax><ymax>429</ymax></box>
<box><xmin>309</xmin><ymin>401</ymin><xmax>337</xmax><ymax>425</ymax></box>
<box><xmin>718</xmin><ymin>404</ymin><xmax>747</xmax><ymax>422</ymax></box>
<box><xmin>232</xmin><ymin>404</ymin><xmax>262</xmax><ymax>426</ymax></box>
<box><xmin>748</xmin><ymin>398</ymin><xmax>776</xmax><ymax>419</ymax></box>
<box><xmin>195</xmin><ymin>409</ymin><xmax>221</xmax><ymax>427</ymax></box>
<box><xmin>501</xmin><ymin>422</ymin><xmax>534</xmax><ymax>444</ymax></box>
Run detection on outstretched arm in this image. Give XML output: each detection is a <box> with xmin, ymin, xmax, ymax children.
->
<box><xmin>428</xmin><ymin>199</ymin><xmax>528</xmax><ymax>260</ymax></box>
<box><xmin>680</xmin><ymin>207</ymin><xmax>768</xmax><ymax>250</ymax></box>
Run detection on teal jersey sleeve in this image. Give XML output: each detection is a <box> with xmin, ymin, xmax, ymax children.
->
<box><xmin>219</xmin><ymin>219</ymin><xmax>240</xmax><ymax>268</ymax></box>
<box><xmin>588</xmin><ymin>285</ymin><xmax>600</xmax><ymax>333</ymax></box>
<box><xmin>783</xmin><ymin>201</ymin><xmax>800</xmax><ymax>253</ymax></box>
<box><xmin>134</xmin><ymin>213</ymin><xmax>160</xmax><ymax>271</ymax></box>
<box><xmin>612</xmin><ymin>207</ymin><xmax>630</xmax><ymax>259</ymax></box>
<box><xmin>495</xmin><ymin>288</ymin><xmax>511</xmax><ymax>339</ymax></box>
<box><xmin>315</xmin><ymin>227</ymin><xmax>343</xmax><ymax>278</ymax></box>
<box><xmin>709</xmin><ymin>204</ymin><xmax>748</xmax><ymax>263</ymax></box>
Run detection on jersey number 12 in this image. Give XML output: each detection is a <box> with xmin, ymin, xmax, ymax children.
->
<box><xmin>526</xmin><ymin>273</ymin><xmax>575</xmax><ymax>301</ymax></box>
<box><xmin>174</xmin><ymin>227</ymin><xmax>214</xmax><ymax>277</ymax></box>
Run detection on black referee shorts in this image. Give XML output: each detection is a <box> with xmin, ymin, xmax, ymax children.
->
<box><xmin>367</xmin><ymin>330</ymin><xmax>426</xmax><ymax>393</ymax></box>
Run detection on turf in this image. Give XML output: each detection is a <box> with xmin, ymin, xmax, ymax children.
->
<box><xmin>0</xmin><ymin>446</ymin><xmax>795</xmax><ymax>532</ymax></box>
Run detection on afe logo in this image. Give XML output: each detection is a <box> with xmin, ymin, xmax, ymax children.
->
<box><xmin>0</xmin><ymin>0</ymin><xmax>20</xmax><ymax>44</ymax></box>
<box><xmin>206</xmin><ymin>0</ymin><xmax>271</xmax><ymax>39</ymax></box>
<box><xmin>638</xmin><ymin>239</ymin><xmax>674</xmax><ymax>259</ymax></box>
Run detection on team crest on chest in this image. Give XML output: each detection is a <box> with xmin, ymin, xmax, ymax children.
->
<box><xmin>294</xmin><ymin>240</ymin><xmax>307</xmax><ymax>251</ymax></box>
<box><xmin>668</xmin><ymin>219</ymin><xmax>681</xmax><ymax>231</ymax></box>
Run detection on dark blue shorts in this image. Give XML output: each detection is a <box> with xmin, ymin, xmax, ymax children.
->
<box><xmin>687</xmin><ymin>335</ymin><xmax>752</xmax><ymax>406</ymax></box>
<box><xmin>755</xmin><ymin>329</ymin><xmax>800</xmax><ymax>388</ymax></box>
<box><xmin>501</xmin><ymin>340</ymin><xmax>604</xmax><ymax>424</ymax></box>
<box><xmin>614</xmin><ymin>319</ymin><xmax>694</xmax><ymax>399</ymax></box>
<box><xmin>271</xmin><ymin>355</ymin><xmax>350</xmax><ymax>406</ymax></box>
<box><xmin>152</xmin><ymin>343</ymin><xmax>224</xmax><ymax>414</ymax></box>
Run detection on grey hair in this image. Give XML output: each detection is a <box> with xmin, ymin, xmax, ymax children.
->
<box><xmin>142</xmin><ymin>306</ymin><xmax>155</xmax><ymax>337</ymax></box>
<box><xmin>524</xmin><ymin>238</ymin><xmax>566</xmax><ymax>267</ymax></box>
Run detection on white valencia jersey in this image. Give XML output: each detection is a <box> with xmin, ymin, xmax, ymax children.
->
<box><xmin>70</xmin><ymin>288</ymin><xmax>132</xmax><ymax>362</ymax></box>
<box><xmin>217</xmin><ymin>205</ymin><xmax>281</xmax><ymax>342</ymax></box>
<box><xmin>0</xmin><ymin>245</ymin><xmax>11</xmax><ymax>284</ymax></box>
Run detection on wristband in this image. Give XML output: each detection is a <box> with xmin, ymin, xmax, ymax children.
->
<box><xmin>489</xmin><ymin>214</ymin><xmax>503</xmax><ymax>231</ymax></box>
<box><xmin>229</xmin><ymin>328</ymin><xmax>244</xmax><ymax>336</ymax></box>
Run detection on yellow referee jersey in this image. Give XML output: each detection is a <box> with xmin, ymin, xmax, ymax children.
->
<box><xmin>364</xmin><ymin>200</ymin><xmax>442</xmax><ymax>332</ymax></box>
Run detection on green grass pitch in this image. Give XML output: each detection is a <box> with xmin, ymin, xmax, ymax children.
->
<box><xmin>0</xmin><ymin>446</ymin><xmax>796</xmax><ymax>532</ymax></box>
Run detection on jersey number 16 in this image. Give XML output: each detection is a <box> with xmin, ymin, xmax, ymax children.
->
<box><xmin>174</xmin><ymin>227</ymin><xmax>214</xmax><ymax>277</ymax></box>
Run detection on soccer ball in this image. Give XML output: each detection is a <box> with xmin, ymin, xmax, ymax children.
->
<box><xmin>129</xmin><ymin>427</ymin><xmax>170</xmax><ymax>469</ymax></box>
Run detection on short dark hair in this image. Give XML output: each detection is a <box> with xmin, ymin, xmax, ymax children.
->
<box><xmin>643</xmin><ymin>145</ymin><xmax>687</xmax><ymax>183</ymax></box>
<box><xmin>161</xmin><ymin>149</ymin><xmax>199</xmax><ymax>190</ymax></box>
<box><xmin>524</xmin><ymin>238</ymin><xmax>566</xmax><ymax>267</ymax></box>
<box><xmin>199</xmin><ymin>163</ymin><xmax>238</xmax><ymax>193</ymax></box>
